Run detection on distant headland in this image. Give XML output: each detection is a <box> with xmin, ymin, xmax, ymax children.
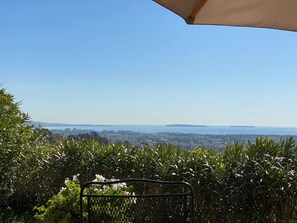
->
<box><xmin>29</xmin><ymin>121</ymin><xmax>109</xmax><ymax>127</ymax></box>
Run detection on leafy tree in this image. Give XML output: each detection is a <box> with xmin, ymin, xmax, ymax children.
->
<box><xmin>0</xmin><ymin>88</ymin><xmax>34</xmax><ymax>212</ymax></box>
<box><xmin>68</xmin><ymin>131</ymin><xmax>109</xmax><ymax>145</ymax></box>
<box><xmin>0</xmin><ymin>88</ymin><xmax>49</xmax><ymax>219</ymax></box>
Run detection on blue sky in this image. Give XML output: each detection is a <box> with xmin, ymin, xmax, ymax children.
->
<box><xmin>1</xmin><ymin>0</ymin><xmax>297</xmax><ymax>127</ymax></box>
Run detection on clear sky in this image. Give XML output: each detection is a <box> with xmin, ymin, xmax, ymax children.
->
<box><xmin>1</xmin><ymin>0</ymin><xmax>297</xmax><ymax>127</ymax></box>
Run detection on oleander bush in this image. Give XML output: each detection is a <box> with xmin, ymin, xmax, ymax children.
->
<box><xmin>1</xmin><ymin>87</ymin><xmax>297</xmax><ymax>222</ymax></box>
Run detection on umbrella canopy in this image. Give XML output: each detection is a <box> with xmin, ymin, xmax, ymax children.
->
<box><xmin>154</xmin><ymin>0</ymin><xmax>297</xmax><ymax>32</ymax></box>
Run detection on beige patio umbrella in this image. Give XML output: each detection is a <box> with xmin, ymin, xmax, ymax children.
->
<box><xmin>154</xmin><ymin>0</ymin><xmax>297</xmax><ymax>32</ymax></box>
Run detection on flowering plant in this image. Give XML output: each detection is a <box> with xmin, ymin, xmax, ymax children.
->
<box><xmin>34</xmin><ymin>174</ymin><xmax>133</xmax><ymax>223</ymax></box>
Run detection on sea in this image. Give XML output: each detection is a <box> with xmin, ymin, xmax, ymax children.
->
<box><xmin>44</xmin><ymin>125</ymin><xmax>297</xmax><ymax>136</ymax></box>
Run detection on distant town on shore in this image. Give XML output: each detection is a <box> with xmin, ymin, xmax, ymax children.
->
<box><xmin>35</xmin><ymin>121</ymin><xmax>297</xmax><ymax>151</ymax></box>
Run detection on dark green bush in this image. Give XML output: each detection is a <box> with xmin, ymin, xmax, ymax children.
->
<box><xmin>33</xmin><ymin>138</ymin><xmax>296</xmax><ymax>222</ymax></box>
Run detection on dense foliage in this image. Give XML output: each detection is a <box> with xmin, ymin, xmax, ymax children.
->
<box><xmin>0</xmin><ymin>88</ymin><xmax>48</xmax><ymax>221</ymax></box>
<box><xmin>1</xmin><ymin>87</ymin><xmax>297</xmax><ymax>222</ymax></box>
<box><xmin>34</xmin><ymin>174</ymin><xmax>132</xmax><ymax>223</ymax></box>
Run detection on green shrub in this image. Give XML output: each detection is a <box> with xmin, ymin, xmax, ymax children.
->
<box><xmin>34</xmin><ymin>174</ymin><xmax>133</xmax><ymax>223</ymax></box>
<box><xmin>30</xmin><ymin>138</ymin><xmax>297</xmax><ymax>223</ymax></box>
<box><xmin>0</xmin><ymin>88</ymin><xmax>42</xmax><ymax>219</ymax></box>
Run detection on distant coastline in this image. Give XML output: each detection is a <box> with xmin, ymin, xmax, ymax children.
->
<box><xmin>30</xmin><ymin>121</ymin><xmax>109</xmax><ymax>127</ymax></box>
<box><xmin>166</xmin><ymin>124</ymin><xmax>207</xmax><ymax>127</ymax></box>
<box><xmin>229</xmin><ymin>125</ymin><xmax>255</xmax><ymax>128</ymax></box>
<box><xmin>30</xmin><ymin>121</ymin><xmax>297</xmax><ymax>136</ymax></box>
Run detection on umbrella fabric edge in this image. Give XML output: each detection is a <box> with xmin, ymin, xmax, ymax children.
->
<box><xmin>153</xmin><ymin>0</ymin><xmax>297</xmax><ymax>32</ymax></box>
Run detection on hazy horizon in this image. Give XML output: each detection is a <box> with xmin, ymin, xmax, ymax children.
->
<box><xmin>32</xmin><ymin>120</ymin><xmax>297</xmax><ymax>129</ymax></box>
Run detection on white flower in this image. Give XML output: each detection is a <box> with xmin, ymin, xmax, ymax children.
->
<box><xmin>131</xmin><ymin>193</ymin><xmax>137</xmax><ymax>204</ymax></box>
<box><xmin>73</xmin><ymin>174</ymin><xmax>80</xmax><ymax>182</ymax></box>
<box><xmin>112</xmin><ymin>182</ymin><xmax>127</xmax><ymax>191</ymax></box>
<box><xmin>59</xmin><ymin>187</ymin><xmax>66</xmax><ymax>193</ymax></box>
<box><xmin>64</xmin><ymin>179</ymin><xmax>70</xmax><ymax>185</ymax></box>
<box><xmin>112</xmin><ymin>184</ymin><xmax>118</xmax><ymax>190</ymax></box>
<box><xmin>117</xmin><ymin>182</ymin><xmax>127</xmax><ymax>189</ymax></box>
<box><xmin>94</xmin><ymin>174</ymin><xmax>105</xmax><ymax>182</ymax></box>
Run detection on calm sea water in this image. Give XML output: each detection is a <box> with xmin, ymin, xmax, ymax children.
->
<box><xmin>45</xmin><ymin>125</ymin><xmax>297</xmax><ymax>136</ymax></box>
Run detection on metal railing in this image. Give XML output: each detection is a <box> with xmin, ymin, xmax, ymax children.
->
<box><xmin>80</xmin><ymin>178</ymin><xmax>194</xmax><ymax>223</ymax></box>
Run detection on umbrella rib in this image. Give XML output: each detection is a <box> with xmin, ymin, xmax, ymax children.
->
<box><xmin>186</xmin><ymin>0</ymin><xmax>208</xmax><ymax>23</ymax></box>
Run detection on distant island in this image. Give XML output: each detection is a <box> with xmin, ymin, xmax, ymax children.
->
<box><xmin>166</xmin><ymin>124</ymin><xmax>207</xmax><ymax>127</ymax></box>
